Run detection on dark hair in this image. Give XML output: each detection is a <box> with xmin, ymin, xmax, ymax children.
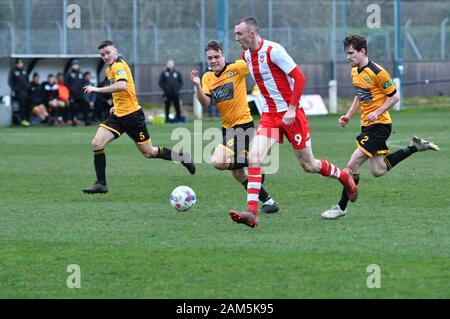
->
<box><xmin>48</xmin><ymin>73</ymin><xmax>54</xmax><ymax>78</ymax></box>
<box><xmin>236</xmin><ymin>16</ymin><xmax>259</xmax><ymax>33</ymax></box>
<box><xmin>32</xmin><ymin>72</ymin><xmax>39</xmax><ymax>78</ymax></box>
<box><xmin>98</xmin><ymin>40</ymin><xmax>114</xmax><ymax>50</ymax></box>
<box><xmin>343</xmin><ymin>34</ymin><xmax>367</xmax><ymax>54</ymax></box>
<box><xmin>83</xmin><ymin>71</ymin><xmax>91</xmax><ymax>77</ymax></box>
<box><xmin>15</xmin><ymin>58</ymin><xmax>23</xmax><ymax>65</ymax></box>
<box><xmin>205</xmin><ymin>40</ymin><xmax>224</xmax><ymax>53</ymax></box>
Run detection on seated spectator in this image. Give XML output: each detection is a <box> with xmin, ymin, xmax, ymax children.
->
<box><xmin>57</xmin><ymin>72</ymin><xmax>74</xmax><ymax>125</ymax></box>
<box><xmin>43</xmin><ymin>74</ymin><xmax>66</xmax><ymax>125</ymax></box>
<box><xmin>28</xmin><ymin>72</ymin><xmax>50</xmax><ymax>124</ymax></box>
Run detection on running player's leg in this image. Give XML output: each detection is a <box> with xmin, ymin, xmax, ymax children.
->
<box><xmin>136</xmin><ymin>141</ymin><xmax>196</xmax><ymax>175</ymax></box>
<box><xmin>381</xmin><ymin>136</ymin><xmax>439</xmax><ymax>173</ymax></box>
<box><xmin>283</xmin><ymin>107</ymin><xmax>359</xmax><ymax>204</ymax></box>
<box><xmin>339</xmin><ymin>149</ymin><xmax>366</xmax><ymax>207</ymax></box>
<box><xmin>83</xmin><ymin>126</ymin><xmax>115</xmax><ymax>194</ymax></box>
<box><xmin>121</xmin><ymin>109</ymin><xmax>195</xmax><ymax>174</ymax></box>
<box><xmin>368</xmin><ymin>155</ymin><xmax>389</xmax><ymax>177</ymax></box>
<box><xmin>212</xmin><ymin>136</ymin><xmax>277</xmax><ymax>211</ymax></box>
<box><xmin>229</xmin><ymin>134</ymin><xmax>278</xmax><ymax>227</ymax></box>
<box><xmin>294</xmin><ymin>146</ymin><xmax>358</xmax><ymax>202</ymax></box>
<box><xmin>236</xmin><ymin>127</ymin><xmax>278</xmax><ymax>213</ymax></box>
<box><xmin>211</xmin><ymin>143</ymin><xmax>234</xmax><ymax>170</ymax></box>
<box><xmin>246</xmin><ymin>134</ymin><xmax>277</xmax><ymax>211</ymax></box>
<box><xmin>321</xmin><ymin>148</ymin><xmax>367</xmax><ymax>218</ymax></box>
<box><xmin>322</xmin><ymin>124</ymin><xmax>390</xmax><ymax>218</ymax></box>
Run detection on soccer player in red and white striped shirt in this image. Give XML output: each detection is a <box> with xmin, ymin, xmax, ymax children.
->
<box><xmin>228</xmin><ymin>16</ymin><xmax>358</xmax><ymax>228</ymax></box>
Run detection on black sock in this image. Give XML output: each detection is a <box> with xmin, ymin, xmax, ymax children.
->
<box><xmin>156</xmin><ymin>146</ymin><xmax>184</xmax><ymax>162</ymax></box>
<box><xmin>384</xmin><ymin>146</ymin><xmax>417</xmax><ymax>170</ymax></box>
<box><xmin>94</xmin><ymin>149</ymin><xmax>106</xmax><ymax>185</ymax></box>
<box><xmin>241</xmin><ymin>179</ymin><xmax>270</xmax><ymax>203</ymax></box>
<box><xmin>338</xmin><ymin>173</ymin><xmax>360</xmax><ymax>211</ymax></box>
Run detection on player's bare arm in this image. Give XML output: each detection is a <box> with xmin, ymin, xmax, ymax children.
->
<box><xmin>340</xmin><ymin>96</ymin><xmax>361</xmax><ymax>127</ymax></box>
<box><xmin>83</xmin><ymin>81</ymin><xmax>126</xmax><ymax>94</ymax></box>
<box><xmin>282</xmin><ymin>105</ymin><xmax>297</xmax><ymax>126</ymax></box>
<box><xmin>190</xmin><ymin>69</ymin><xmax>211</xmax><ymax>108</ymax></box>
<box><xmin>366</xmin><ymin>91</ymin><xmax>400</xmax><ymax>123</ymax></box>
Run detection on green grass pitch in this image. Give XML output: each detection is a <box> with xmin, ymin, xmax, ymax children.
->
<box><xmin>0</xmin><ymin>107</ymin><xmax>448</xmax><ymax>298</ymax></box>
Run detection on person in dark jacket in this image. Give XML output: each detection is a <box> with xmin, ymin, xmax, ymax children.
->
<box><xmin>158</xmin><ymin>59</ymin><xmax>183</xmax><ymax>123</ymax></box>
<box><xmin>65</xmin><ymin>59</ymin><xmax>90</xmax><ymax>125</ymax></box>
<box><xmin>94</xmin><ymin>77</ymin><xmax>113</xmax><ymax>121</ymax></box>
<box><xmin>8</xmin><ymin>59</ymin><xmax>30</xmax><ymax>126</ymax></box>
<box><xmin>82</xmin><ymin>71</ymin><xmax>96</xmax><ymax>123</ymax></box>
<box><xmin>28</xmin><ymin>72</ymin><xmax>50</xmax><ymax>124</ymax></box>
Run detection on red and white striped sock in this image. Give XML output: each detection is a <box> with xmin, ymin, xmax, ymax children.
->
<box><xmin>320</xmin><ymin>159</ymin><xmax>341</xmax><ymax>179</ymax></box>
<box><xmin>247</xmin><ymin>166</ymin><xmax>262</xmax><ymax>214</ymax></box>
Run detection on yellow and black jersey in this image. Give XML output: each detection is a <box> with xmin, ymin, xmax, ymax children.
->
<box><xmin>351</xmin><ymin>61</ymin><xmax>397</xmax><ymax>126</ymax></box>
<box><xmin>201</xmin><ymin>59</ymin><xmax>253</xmax><ymax>129</ymax></box>
<box><xmin>106</xmin><ymin>57</ymin><xmax>140</xmax><ymax>117</ymax></box>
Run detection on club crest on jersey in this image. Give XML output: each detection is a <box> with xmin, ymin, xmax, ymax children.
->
<box><xmin>364</xmin><ymin>76</ymin><xmax>371</xmax><ymax>84</ymax></box>
<box><xmin>259</xmin><ymin>55</ymin><xmax>265</xmax><ymax>63</ymax></box>
<box><xmin>116</xmin><ymin>70</ymin><xmax>126</xmax><ymax>77</ymax></box>
<box><xmin>227</xmin><ymin>71</ymin><xmax>235</xmax><ymax>78</ymax></box>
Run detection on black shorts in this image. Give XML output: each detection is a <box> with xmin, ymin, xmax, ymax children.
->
<box><xmin>100</xmin><ymin>108</ymin><xmax>150</xmax><ymax>144</ymax></box>
<box><xmin>221</xmin><ymin>121</ymin><xmax>255</xmax><ymax>160</ymax></box>
<box><xmin>356</xmin><ymin>123</ymin><xmax>392</xmax><ymax>157</ymax></box>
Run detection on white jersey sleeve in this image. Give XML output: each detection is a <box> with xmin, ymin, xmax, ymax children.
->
<box><xmin>269</xmin><ymin>43</ymin><xmax>297</xmax><ymax>75</ymax></box>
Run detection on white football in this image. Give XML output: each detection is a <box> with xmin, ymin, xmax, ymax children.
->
<box><xmin>170</xmin><ymin>186</ymin><xmax>196</xmax><ymax>211</ymax></box>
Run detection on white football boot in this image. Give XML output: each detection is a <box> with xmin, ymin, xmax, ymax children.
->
<box><xmin>321</xmin><ymin>204</ymin><xmax>347</xmax><ymax>219</ymax></box>
<box><xmin>409</xmin><ymin>135</ymin><xmax>439</xmax><ymax>151</ymax></box>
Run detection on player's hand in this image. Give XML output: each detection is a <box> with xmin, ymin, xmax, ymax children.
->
<box><xmin>282</xmin><ymin>107</ymin><xmax>296</xmax><ymax>126</ymax></box>
<box><xmin>339</xmin><ymin>115</ymin><xmax>350</xmax><ymax>127</ymax></box>
<box><xmin>190</xmin><ymin>69</ymin><xmax>201</xmax><ymax>86</ymax></box>
<box><xmin>83</xmin><ymin>86</ymin><xmax>98</xmax><ymax>94</ymax></box>
<box><xmin>366</xmin><ymin>111</ymin><xmax>379</xmax><ymax>123</ymax></box>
